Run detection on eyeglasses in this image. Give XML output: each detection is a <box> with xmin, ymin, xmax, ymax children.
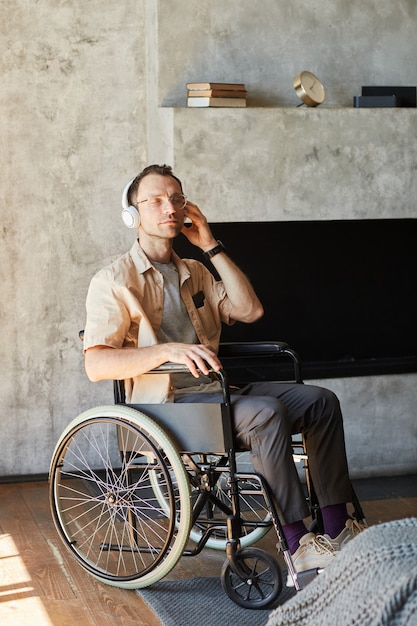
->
<box><xmin>136</xmin><ymin>193</ymin><xmax>187</xmax><ymax>211</ymax></box>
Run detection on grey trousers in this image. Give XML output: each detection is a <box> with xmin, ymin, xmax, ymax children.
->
<box><xmin>175</xmin><ymin>381</ymin><xmax>352</xmax><ymax>524</ymax></box>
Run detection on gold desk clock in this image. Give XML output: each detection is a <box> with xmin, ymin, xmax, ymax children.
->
<box><xmin>293</xmin><ymin>71</ymin><xmax>326</xmax><ymax>106</ymax></box>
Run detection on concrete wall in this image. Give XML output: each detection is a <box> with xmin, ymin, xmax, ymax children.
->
<box><xmin>1</xmin><ymin>0</ymin><xmax>147</xmax><ymax>476</ymax></box>
<box><xmin>170</xmin><ymin>107</ymin><xmax>417</xmax><ymax>221</ymax></box>
<box><xmin>314</xmin><ymin>374</ymin><xmax>417</xmax><ymax>479</ymax></box>
<box><xmin>1</xmin><ymin>0</ymin><xmax>416</xmax><ymax>478</ymax></box>
<box><xmin>157</xmin><ymin>0</ymin><xmax>417</xmax><ymax>108</ymax></box>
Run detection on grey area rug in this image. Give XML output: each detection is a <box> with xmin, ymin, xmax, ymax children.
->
<box><xmin>137</xmin><ymin>576</ymin><xmax>295</xmax><ymax>626</ymax></box>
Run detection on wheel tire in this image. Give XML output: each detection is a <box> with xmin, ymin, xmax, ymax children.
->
<box><xmin>49</xmin><ymin>405</ymin><xmax>191</xmax><ymax>589</ymax></box>
<box><xmin>221</xmin><ymin>547</ymin><xmax>283</xmax><ymax>609</ymax></box>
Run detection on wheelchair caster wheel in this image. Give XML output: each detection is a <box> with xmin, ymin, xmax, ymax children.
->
<box><xmin>221</xmin><ymin>547</ymin><xmax>283</xmax><ymax>609</ymax></box>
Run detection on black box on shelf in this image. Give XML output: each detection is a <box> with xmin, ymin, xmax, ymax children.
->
<box><xmin>353</xmin><ymin>95</ymin><xmax>399</xmax><ymax>108</ymax></box>
<box><xmin>361</xmin><ymin>86</ymin><xmax>416</xmax><ymax>107</ymax></box>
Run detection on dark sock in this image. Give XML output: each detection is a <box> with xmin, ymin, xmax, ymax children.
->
<box><xmin>321</xmin><ymin>503</ymin><xmax>349</xmax><ymax>538</ymax></box>
<box><xmin>282</xmin><ymin>520</ymin><xmax>308</xmax><ymax>554</ymax></box>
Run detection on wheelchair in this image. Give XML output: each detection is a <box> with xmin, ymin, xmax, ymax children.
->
<box><xmin>49</xmin><ymin>340</ymin><xmax>365</xmax><ymax>609</ymax></box>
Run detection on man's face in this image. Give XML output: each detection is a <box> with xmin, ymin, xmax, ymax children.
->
<box><xmin>135</xmin><ymin>173</ymin><xmax>186</xmax><ymax>239</ymax></box>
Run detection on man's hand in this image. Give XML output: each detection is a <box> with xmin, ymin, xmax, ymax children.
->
<box><xmin>181</xmin><ymin>201</ymin><xmax>218</xmax><ymax>252</ymax></box>
<box><xmin>166</xmin><ymin>343</ymin><xmax>222</xmax><ymax>378</ymax></box>
<box><xmin>180</xmin><ymin>200</ymin><xmax>264</xmax><ymax>325</ymax></box>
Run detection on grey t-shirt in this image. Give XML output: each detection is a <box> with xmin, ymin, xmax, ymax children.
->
<box><xmin>153</xmin><ymin>261</ymin><xmax>218</xmax><ymax>393</ymax></box>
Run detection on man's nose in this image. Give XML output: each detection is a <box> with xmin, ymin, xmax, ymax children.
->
<box><xmin>162</xmin><ymin>197</ymin><xmax>176</xmax><ymax>213</ymax></box>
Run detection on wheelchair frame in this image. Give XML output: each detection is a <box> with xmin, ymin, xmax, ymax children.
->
<box><xmin>49</xmin><ymin>340</ymin><xmax>365</xmax><ymax>609</ymax></box>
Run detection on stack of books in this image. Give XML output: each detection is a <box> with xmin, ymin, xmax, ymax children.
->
<box><xmin>186</xmin><ymin>82</ymin><xmax>247</xmax><ymax>107</ymax></box>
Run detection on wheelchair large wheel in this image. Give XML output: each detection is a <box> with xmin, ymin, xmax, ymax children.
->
<box><xmin>49</xmin><ymin>405</ymin><xmax>191</xmax><ymax>589</ymax></box>
<box><xmin>221</xmin><ymin>547</ymin><xmax>283</xmax><ymax>609</ymax></box>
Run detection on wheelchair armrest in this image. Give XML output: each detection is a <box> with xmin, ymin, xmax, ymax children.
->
<box><xmin>149</xmin><ymin>364</ymin><xmax>231</xmax><ymax>404</ymax></box>
<box><xmin>149</xmin><ymin>363</ymin><xmax>189</xmax><ymax>374</ymax></box>
<box><xmin>218</xmin><ymin>341</ymin><xmax>302</xmax><ymax>384</ymax></box>
<box><xmin>219</xmin><ymin>341</ymin><xmax>290</xmax><ymax>357</ymax></box>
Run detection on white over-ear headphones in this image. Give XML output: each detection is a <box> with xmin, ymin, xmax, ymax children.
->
<box><xmin>121</xmin><ymin>177</ymin><xmax>140</xmax><ymax>228</ymax></box>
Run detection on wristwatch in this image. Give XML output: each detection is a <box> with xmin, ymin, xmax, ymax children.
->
<box><xmin>203</xmin><ymin>240</ymin><xmax>225</xmax><ymax>260</ymax></box>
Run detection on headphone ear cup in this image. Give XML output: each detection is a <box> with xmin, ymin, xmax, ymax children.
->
<box><xmin>121</xmin><ymin>177</ymin><xmax>140</xmax><ymax>228</ymax></box>
<box><xmin>121</xmin><ymin>205</ymin><xmax>140</xmax><ymax>228</ymax></box>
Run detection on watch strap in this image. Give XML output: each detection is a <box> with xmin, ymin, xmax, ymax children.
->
<box><xmin>203</xmin><ymin>240</ymin><xmax>225</xmax><ymax>260</ymax></box>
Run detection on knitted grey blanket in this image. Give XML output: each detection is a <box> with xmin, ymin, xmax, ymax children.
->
<box><xmin>267</xmin><ymin>517</ymin><xmax>417</xmax><ymax>626</ymax></box>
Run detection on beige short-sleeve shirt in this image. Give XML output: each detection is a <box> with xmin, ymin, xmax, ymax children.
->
<box><xmin>83</xmin><ymin>240</ymin><xmax>234</xmax><ymax>402</ymax></box>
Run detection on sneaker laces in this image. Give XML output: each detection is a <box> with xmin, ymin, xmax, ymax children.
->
<box><xmin>347</xmin><ymin>518</ymin><xmax>367</xmax><ymax>537</ymax></box>
<box><xmin>307</xmin><ymin>534</ymin><xmax>336</xmax><ymax>555</ymax></box>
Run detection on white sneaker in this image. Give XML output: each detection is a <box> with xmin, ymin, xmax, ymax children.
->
<box><xmin>324</xmin><ymin>518</ymin><xmax>368</xmax><ymax>550</ymax></box>
<box><xmin>291</xmin><ymin>532</ymin><xmax>337</xmax><ymax>573</ymax></box>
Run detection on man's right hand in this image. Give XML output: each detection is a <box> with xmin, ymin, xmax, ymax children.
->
<box><xmin>165</xmin><ymin>343</ymin><xmax>222</xmax><ymax>378</ymax></box>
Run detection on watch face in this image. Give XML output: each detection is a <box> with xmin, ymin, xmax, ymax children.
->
<box><xmin>293</xmin><ymin>71</ymin><xmax>326</xmax><ymax>106</ymax></box>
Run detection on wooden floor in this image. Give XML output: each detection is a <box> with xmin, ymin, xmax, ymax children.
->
<box><xmin>1</xmin><ymin>478</ymin><xmax>416</xmax><ymax>626</ymax></box>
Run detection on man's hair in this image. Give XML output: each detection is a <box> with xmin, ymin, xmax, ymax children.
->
<box><xmin>127</xmin><ymin>164</ymin><xmax>183</xmax><ymax>206</ymax></box>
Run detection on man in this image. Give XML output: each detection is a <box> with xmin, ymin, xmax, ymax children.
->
<box><xmin>83</xmin><ymin>164</ymin><xmax>364</xmax><ymax>574</ymax></box>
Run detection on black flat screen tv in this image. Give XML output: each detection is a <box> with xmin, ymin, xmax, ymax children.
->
<box><xmin>174</xmin><ymin>219</ymin><xmax>417</xmax><ymax>378</ymax></box>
